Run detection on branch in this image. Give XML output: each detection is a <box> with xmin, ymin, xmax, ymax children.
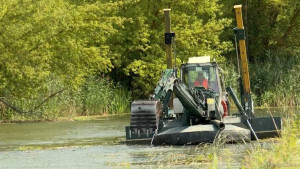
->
<box><xmin>30</xmin><ymin>89</ymin><xmax>65</xmax><ymax>112</ymax></box>
<box><xmin>0</xmin><ymin>98</ymin><xmax>25</xmax><ymax>115</ymax></box>
<box><xmin>0</xmin><ymin>89</ymin><xmax>65</xmax><ymax>118</ymax></box>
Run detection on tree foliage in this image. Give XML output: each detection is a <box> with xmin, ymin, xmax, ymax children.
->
<box><xmin>108</xmin><ymin>0</ymin><xmax>232</xmax><ymax>98</ymax></box>
<box><xmin>222</xmin><ymin>0</ymin><xmax>300</xmax><ymax>61</ymax></box>
<box><xmin>0</xmin><ymin>0</ymin><xmax>124</xmax><ymax>98</ymax></box>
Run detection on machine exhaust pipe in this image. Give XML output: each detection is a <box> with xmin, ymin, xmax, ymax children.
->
<box><xmin>210</xmin><ymin>120</ymin><xmax>225</xmax><ymax>131</ymax></box>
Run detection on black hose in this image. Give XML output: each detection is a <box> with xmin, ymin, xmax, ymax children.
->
<box><xmin>226</xmin><ymin>86</ymin><xmax>244</xmax><ymax>115</ymax></box>
<box><xmin>210</xmin><ymin>120</ymin><xmax>225</xmax><ymax>131</ymax></box>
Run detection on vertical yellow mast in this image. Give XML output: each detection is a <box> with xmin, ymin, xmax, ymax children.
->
<box><xmin>163</xmin><ymin>9</ymin><xmax>175</xmax><ymax>107</ymax></box>
<box><xmin>163</xmin><ymin>9</ymin><xmax>173</xmax><ymax>69</ymax></box>
<box><xmin>234</xmin><ymin>5</ymin><xmax>254</xmax><ymax>117</ymax></box>
<box><xmin>234</xmin><ymin>5</ymin><xmax>251</xmax><ymax>95</ymax></box>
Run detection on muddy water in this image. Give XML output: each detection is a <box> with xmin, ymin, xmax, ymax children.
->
<box><xmin>0</xmin><ymin>108</ymin><xmax>285</xmax><ymax>168</ymax></box>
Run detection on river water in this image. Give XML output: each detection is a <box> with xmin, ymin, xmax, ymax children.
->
<box><xmin>0</xmin><ymin>108</ymin><xmax>286</xmax><ymax>168</ymax></box>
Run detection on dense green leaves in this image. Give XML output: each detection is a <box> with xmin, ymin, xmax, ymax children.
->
<box><xmin>222</xmin><ymin>0</ymin><xmax>300</xmax><ymax>61</ymax></box>
<box><xmin>0</xmin><ymin>0</ymin><xmax>124</xmax><ymax>98</ymax></box>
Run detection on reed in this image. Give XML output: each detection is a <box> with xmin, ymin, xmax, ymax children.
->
<box><xmin>240</xmin><ymin>108</ymin><xmax>300</xmax><ymax>168</ymax></box>
<box><xmin>250</xmin><ymin>51</ymin><xmax>300</xmax><ymax>107</ymax></box>
<box><xmin>0</xmin><ymin>76</ymin><xmax>131</xmax><ymax>121</ymax></box>
<box><xmin>82</xmin><ymin>77</ymin><xmax>131</xmax><ymax>115</ymax></box>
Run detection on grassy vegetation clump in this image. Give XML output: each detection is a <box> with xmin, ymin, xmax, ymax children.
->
<box><xmin>250</xmin><ymin>51</ymin><xmax>300</xmax><ymax>107</ymax></box>
<box><xmin>80</xmin><ymin>77</ymin><xmax>131</xmax><ymax>115</ymax></box>
<box><xmin>241</xmin><ymin>110</ymin><xmax>300</xmax><ymax>169</ymax></box>
<box><xmin>0</xmin><ymin>76</ymin><xmax>131</xmax><ymax>122</ymax></box>
<box><xmin>205</xmin><ymin>108</ymin><xmax>300</xmax><ymax>168</ymax></box>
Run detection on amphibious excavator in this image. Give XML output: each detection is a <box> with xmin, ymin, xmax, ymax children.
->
<box><xmin>125</xmin><ymin>5</ymin><xmax>282</xmax><ymax>145</ymax></box>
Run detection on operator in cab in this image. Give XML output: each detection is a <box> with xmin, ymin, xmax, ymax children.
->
<box><xmin>194</xmin><ymin>72</ymin><xmax>208</xmax><ymax>89</ymax></box>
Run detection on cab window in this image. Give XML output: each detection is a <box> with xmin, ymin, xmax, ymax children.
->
<box><xmin>182</xmin><ymin>65</ymin><xmax>219</xmax><ymax>94</ymax></box>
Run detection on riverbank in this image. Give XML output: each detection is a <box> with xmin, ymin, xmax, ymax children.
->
<box><xmin>0</xmin><ymin>77</ymin><xmax>131</xmax><ymax>123</ymax></box>
<box><xmin>0</xmin><ymin>105</ymin><xmax>287</xmax><ymax>124</ymax></box>
<box><xmin>0</xmin><ymin>113</ymin><xmax>130</xmax><ymax>124</ymax></box>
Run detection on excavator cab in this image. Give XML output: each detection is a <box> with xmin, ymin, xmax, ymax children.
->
<box><xmin>181</xmin><ymin>62</ymin><xmax>222</xmax><ymax>95</ymax></box>
<box><xmin>179</xmin><ymin>57</ymin><xmax>228</xmax><ymax>116</ymax></box>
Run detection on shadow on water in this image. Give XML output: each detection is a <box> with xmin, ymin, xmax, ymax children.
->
<box><xmin>0</xmin><ymin>108</ymin><xmax>292</xmax><ymax>168</ymax></box>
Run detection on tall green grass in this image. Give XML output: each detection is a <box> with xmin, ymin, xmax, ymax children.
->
<box><xmin>0</xmin><ymin>76</ymin><xmax>131</xmax><ymax>122</ymax></box>
<box><xmin>207</xmin><ymin>107</ymin><xmax>300</xmax><ymax>168</ymax></box>
<box><xmin>82</xmin><ymin>77</ymin><xmax>131</xmax><ymax>115</ymax></box>
<box><xmin>240</xmin><ymin>108</ymin><xmax>300</xmax><ymax>168</ymax></box>
<box><xmin>250</xmin><ymin>50</ymin><xmax>300</xmax><ymax>107</ymax></box>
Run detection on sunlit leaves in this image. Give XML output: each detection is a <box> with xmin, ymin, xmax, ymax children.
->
<box><xmin>0</xmin><ymin>0</ymin><xmax>124</xmax><ymax>97</ymax></box>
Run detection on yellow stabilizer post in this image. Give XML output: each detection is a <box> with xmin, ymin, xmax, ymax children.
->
<box><xmin>163</xmin><ymin>9</ymin><xmax>173</xmax><ymax>69</ymax></box>
<box><xmin>234</xmin><ymin>5</ymin><xmax>251</xmax><ymax>96</ymax></box>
